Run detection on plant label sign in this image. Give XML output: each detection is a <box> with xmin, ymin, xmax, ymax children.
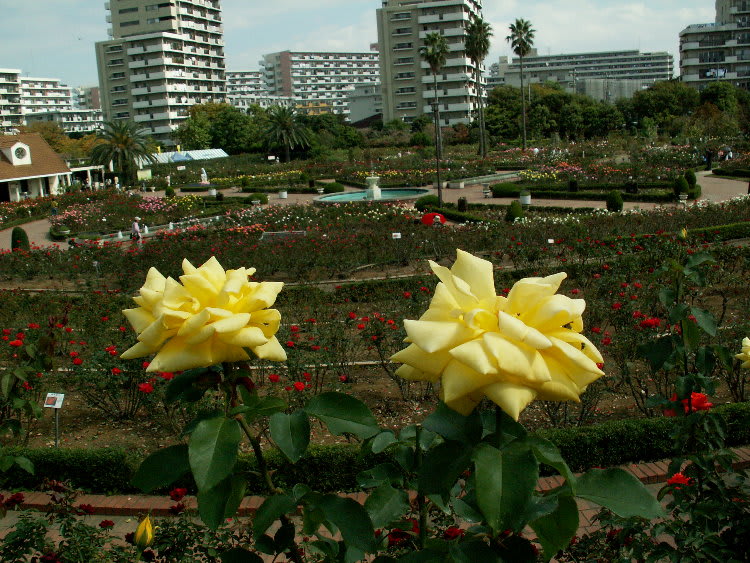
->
<box><xmin>176</xmin><ymin>166</ymin><xmax>186</xmax><ymax>171</ymax></box>
<box><xmin>392</xmin><ymin>232</ymin><xmax>402</xmax><ymax>239</ymax></box>
<box><xmin>44</xmin><ymin>393</ymin><xmax>65</xmax><ymax>409</ymax></box>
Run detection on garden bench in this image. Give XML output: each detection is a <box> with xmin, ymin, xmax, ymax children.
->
<box><xmin>259</xmin><ymin>231</ymin><xmax>307</xmax><ymax>242</ymax></box>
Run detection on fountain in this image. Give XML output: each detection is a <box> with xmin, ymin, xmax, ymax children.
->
<box><xmin>365</xmin><ymin>175</ymin><xmax>382</xmax><ymax>200</ymax></box>
<box><xmin>316</xmin><ymin>173</ymin><xmax>430</xmax><ymax>205</ymax></box>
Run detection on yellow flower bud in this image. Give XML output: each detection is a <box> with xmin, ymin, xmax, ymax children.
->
<box><xmin>737</xmin><ymin>337</ymin><xmax>750</xmax><ymax>369</ymax></box>
<box><xmin>135</xmin><ymin>515</ymin><xmax>154</xmax><ymax>548</ymax></box>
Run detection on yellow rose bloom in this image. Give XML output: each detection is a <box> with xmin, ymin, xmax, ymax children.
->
<box><xmin>391</xmin><ymin>250</ymin><xmax>604</xmax><ymax>420</ymax></box>
<box><xmin>736</xmin><ymin>337</ymin><xmax>750</xmax><ymax>369</ymax></box>
<box><xmin>134</xmin><ymin>515</ymin><xmax>154</xmax><ymax>548</ymax></box>
<box><xmin>121</xmin><ymin>256</ymin><xmax>286</xmax><ymax>372</ymax></box>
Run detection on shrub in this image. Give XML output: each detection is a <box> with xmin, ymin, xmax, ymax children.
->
<box><xmin>215</xmin><ymin>191</ymin><xmax>224</xmax><ymax>202</ymax></box>
<box><xmin>505</xmin><ymin>200</ymin><xmax>524</xmax><ymax>223</ymax></box>
<box><xmin>457</xmin><ymin>197</ymin><xmax>468</xmax><ymax>213</ymax></box>
<box><xmin>409</xmin><ymin>131</ymin><xmax>432</xmax><ymax>147</ymax></box>
<box><xmin>10</xmin><ymin>227</ymin><xmax>30</xmax><ymax>251</ymax></box>
<box><xmin>568</xmin><ymin>179</ymin><xmax>579</xmax><ymax>192</ymax></box>
<box><xmin>688</xmin><ymin>184</ymin><xmax>702</xmax><ymax>199</ymax></box>
<box><xmin>164</xmin><ymin>186</ymin><xmax>175</xmax><ymax>198</ymax></box>
<box><xmin>249</xmin><ymin>193</ymin><xmax>269</xmax><ymax>205</ymax></box>
<box><xmin>605</xmin><ymin>190</ymin><xmax>624</xmax><ymax>212</ymax></box>
<box><xmin>323</xmin><ymin>182</ymin><xmax>346</xmax><ymax>194</ymax></box>
<box><xmin>684</xmin><ymin>169</ymin><xmax>697</xmax><ymax>187</ymax></box>
<box><xmin>673</xmin><ymin>176</ymin><xmax>689</xmax><ymax>198</ymax></box>
<box><xmin>415</xmin><ymin>194</ymin><xmax>439</xmax><ymax>211</ymax></box>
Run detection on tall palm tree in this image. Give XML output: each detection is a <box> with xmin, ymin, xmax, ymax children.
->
<box><xmin>89</xmin><ymin>121</ymin><xmax>156</xmax><ymax>185</ymax></box>
<box><xmin>506</xmin><ymin>18</ymin><xmax>535</xmax><ymax>151</ymax></box>
<box><xmin>420</xmin><ymin>32</ymin><xmax>450</xmax><ymax>206</ymax></box>
<box><xmin>264</xmin><ymin>105</ymin><xmax>311</xmax><ymax>163</ymax></box>
<box><xmin>465</xmin><ymin>17</ymin><xmax>493</xmax><ymax>158</ymax></box>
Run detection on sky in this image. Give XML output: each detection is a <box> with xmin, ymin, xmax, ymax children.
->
<box><xmin>0</xmin><ymin>0</ymin><xmax>716</xmax><ymax>87</ymax></box>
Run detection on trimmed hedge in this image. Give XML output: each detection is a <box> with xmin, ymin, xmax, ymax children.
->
<box><xmin>490</xmin><ymin>182</ymin><xmax>701</xmax><ymax>203</ymax></box>
<box><xmin>2</xmin><ymin>402</ymin><xmax>748</xmax><ymax>494</ymax></box>
<box><xmin>713</xmin><ymin>167</ymin><xmax>750</xmax><ymax>178</ymax></box>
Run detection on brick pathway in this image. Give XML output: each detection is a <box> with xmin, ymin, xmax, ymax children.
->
<box><xmin>5</xmin><ymin>446</ymin><xmax>748</xmax><ymax>538</ymax></box>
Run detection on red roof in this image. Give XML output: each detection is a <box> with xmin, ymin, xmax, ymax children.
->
<box><xmin>0</xmin><ymin>133</ymin><xmax>70</xmax><ymax>182</ymax></box>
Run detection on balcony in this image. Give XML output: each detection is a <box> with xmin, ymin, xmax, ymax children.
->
<box><xmin>417</xmin><ymin>12</ymin><xmax>469</xmax><ymax>25</ymax></box>
<box><xmin>418</xmin><ymin>28</ymin><xmax>465</xmax><ymax>39</ymax></box>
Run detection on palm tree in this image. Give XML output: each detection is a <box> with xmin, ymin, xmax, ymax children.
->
<box><xmin>89</xmin><ymin>121</ymin><xmax>156</xmax><ymax>185</ymax></box>
<box><xmin>465</xmin><ymin>17</ymin><xmax>493</xmax><ymax>158</ymax></box>
<box><xmin>506</xmin><ymin>18</ymin><xmax>535</xmax><ymax>151</ymax></box>
<box><xmin>264</xmin><ymin>106</ymin><xmax>311</xmax><ymax>163</ymax></box>
<box><xmin>420</xmin><ymin>32</ymin><xmax>450</xmax><ymax>205</ymax></box>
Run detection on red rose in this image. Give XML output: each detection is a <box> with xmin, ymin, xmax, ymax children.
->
<box><xmin>268</xmin><ymin>374</ymin><xmax>280</xmax><ymax>383</ymax></box>
<box><xmin>443</xmin><ymin>526</ymin><xmax>464</xmax><ymax>540</ymax></box>
<box><xmin>169</xmin><ymin>487</ymin><xmax>188</xmax><ymax>501</ymax></box>
<box><xmin>111</xmin><ymin>368</ymin><xmax>122</xmax><ymax>375</ymax></box>
<box><xmin>138</xmin><ymin>382</ymin><xmax>154</xmax><ymax>394</ymax></box>
<box><xmin>293</xmin><ymin>381</ymin><xmax>305</xmax><ymax>391</ymax></box>
<box><xmin>8</xmin><ymin>339</ymin><xmax>23</xmax><ymax>347</ymax></box>
<box><xmin>99</xmin><ymin>520</ymin><xmax>115</xmax><ymax>529</ymax></box>
<box><xmin>667</xmin><ymin>472</ymin><xmax>691</xmax><ymax>488</ymax></box>
<box><xmin>72</xmin><ymin>358</ymin><xmax>83</xmax><ymax>366</ymax></box>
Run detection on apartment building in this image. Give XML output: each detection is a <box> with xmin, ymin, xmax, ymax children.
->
<box><xmin>680</xmin><ymin>0</ymin><xmax>750</xmax><ymax>90</ymax></box>
<box><xmin>73</xmin><ymin>87</ymin><xmax>102</xmax><ymax>110</ymax></box>
<box><xmin>260</xmin><ymin>51</ymin><xmax>380</xmax><ymax>118</ymax></box>
<box><xmin>376</xmin><ymin>0</ymin><xmax>483</xmax><ymax>125</ymax></box>
<box><xmin>347</xmin><ymin>83</ymin><xmax>383</xmax><ymax>124</ymax></box>
<box><xmin>497</xmin><ymin>49</ymin><xmax>673</xmax><ymax>101</ymax></box>
<box><xmin>95</xmin><ymin>0</ymin><xmax>227</xmax><ymax>145</ymax></box>
<box><xmin>25</xmin><ymin>109</ymin><xmax>104</xmax><ymax>135</ymax></box>
<box><xmin>0</xmin><ymin>69</ymin><xmax>23</xmax><ymax>134</ymax></box>
<box><xmin>226</xmin><ymin>70</ymin><xmax>267</xmax><ymax>96</ymax></box>
<box><xmin>20</xmin><ymin>77</ymin><xmax>73</xmax><ymax>115</ymax></box>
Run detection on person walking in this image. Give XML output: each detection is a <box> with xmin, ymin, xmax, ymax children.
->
<box><xmin>131</xmin><ymin>216</ymin><xmax>143</xmax><ymax>245</ymax></box>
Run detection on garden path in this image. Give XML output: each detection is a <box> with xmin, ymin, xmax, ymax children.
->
<box><xmin>1</xmin><ymin>446</ymin><xmax>748</xmax><ymax>556</ymax></box>
<box><xmin>1</xmin><ymin>171</ymin><xmax>747</xmax><ymax>252</ymax></box>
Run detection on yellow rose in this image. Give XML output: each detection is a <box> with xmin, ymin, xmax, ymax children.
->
<box><xmin>391</xmin><ymin>250</ymin><xmax>604</xmax><ymax>420</ymax></box>
<box><xmin>121</xmin><ymin>256</ymin><xmax>286</xmax><ymax>372</ymax></box>
<box><xmin>134</xmin><ymin>514</ymin><xmax>154</xmax><ymax>548</ymax></box>
<box><xmin>737</xmin><ymin>337</ymin><xmax>750</xmax><ymax>369</ymax></box>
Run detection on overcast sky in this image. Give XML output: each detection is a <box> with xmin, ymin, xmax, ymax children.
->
<box><xmin>0</xmin><ymin>0</ymin><xmax>715</xmax><ymax>87</ymax></box>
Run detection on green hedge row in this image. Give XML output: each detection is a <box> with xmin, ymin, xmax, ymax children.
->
<box><xmin>240</xmin><ymin>186</ymin><xmax>317</xmax><ymax>195</ymax></box>
<box><xmin>490</xmin><ymin>182</ymin><xmax>701</xmax><ymax>202</ymax></box>
<box><xmin>2</xmin><ymin>403</ymin><xmax>748</xmax><ymax>495</ymax></box>
<box><xmin>712</xmin><ymin>167</ymin><xmax>750</xmax><ymax>179</ymax></box>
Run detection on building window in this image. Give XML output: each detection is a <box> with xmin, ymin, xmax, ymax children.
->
<box><xmin>119</xmin><ymin>7</ymin><xmax>139</xmax><ymax>14</ymax></box>
<box><xmin>396</xmin><ymin>57</ymin><xmax>414</xmax><ymax>65</ymax></box>
<box><xmin>394</xmin><ymin>43</ymin><xmax>413</xmax><ymax>50</ymax></box>
<box><xmin>391</xmin><ymin>12</ymin><xmax>411</xmax><ymax>21</ymax></box>
<box><xmin>393</xmin><ymin>27</ymin><xmax>412</xmax><ymax>35</ymax></box>
<box><xmin>120</xmin><ymin>20</ymin><xmax>140</xmax><ymax>27</ymax></box>
<box><xmin>108</xmin><ymin>59</ymin><xmax>125</xmax><ymax>66</ymax></box>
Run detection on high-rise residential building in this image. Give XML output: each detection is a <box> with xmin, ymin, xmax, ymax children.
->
<box><xmin>226</xmin><ymin>71</ymin><xmax>267</xmax><ymax>96</ymax></box>
<box><xmin>73</xmin><ymin>86</ymin><xmax>102</xmax><ymax>110</ymax></box>
<box><xmin>0</xmin><ymin>69</ymin><xmax>23</xmax><ymax>134</ymax></box>
<box><xmin>497</xmin><ymin>49</ymin><xmax>674</xmax><ymax>102</ymax></box>
<box><xmin>680</xmin><ymin>0</ymin><xmax>750</xmax><ymax>90</ymax></box>
<box><xmin>20</xmin><ymin>77</ymin><xmax>74</xmax><ymax>115</ymax></box>
<box><xmin>347</xmin><ymin>83</ymin><xmax>383</xmax><ymax>124</ymax></box>
<box><xmin>260</xmin><ymin>51</ymin><xmax>380</xmax><ymax>118</ymax></box>
<box><xmin>376</xmin><ymin>0</ymin><xmax>483</xmax><ymax>125</ymax></box>
<box><xmin>25</xmin><ymin>109</ymin><xmax>104</xmax><ymax>135</ymax></box>
<box><xmin>95</xmin><ymin>0</ymin><xmax>227</xmax><ymax>145</ymax></box>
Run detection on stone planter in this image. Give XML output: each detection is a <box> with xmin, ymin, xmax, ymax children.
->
<box><xmin>520</xmin><ymin>191</ymin><xmax>531</xmax><ymax>206</ymax></box>
<box><xmin>208</xmin><ymin>188</ymin><xmax>217</xmax><ymax>196</ymax></box>
<box><xmin>448</xmin><ymin>181</ymin><xmax>465</xmax><ymax>189</ymax></box>
<box><xmin>278</xmin><ymin>190</ymin><xmax>288</xmax><ymax>199</ymax></box>
<box><xmin>316</xmin><ymin>187</ymin><xmax>325</xmax><ymax>194</ymax></box>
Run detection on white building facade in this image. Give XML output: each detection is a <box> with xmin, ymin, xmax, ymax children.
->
<box><xmin>0</xmin><ymin>69</ymin><xmax>23</xmax><ymax>134</ymax></box>
<box><xmin>20</xmin><ymin>77</ymin><xmax>74</xmax><ymax>115</ymax></box>
<box><xmin>376</xmin><ymin>0</ymin><xmax>484</xmax><ymax>125</ymax></box>
<box><xmin>95</xmin><ymin>0</ymin><xmax>227</xmax><ymax>145</ymax></box>
<box><xmin>680</xmin><ymin>0</ymin><xmax>750</xmax><ymax>90</ymax></box>
<box><xmin>260</xmin><ymin>51</ymin><xmax>380</xmax><ymax>118</ymax></box>
<box><xmin>25</xmin><ymin>109</ymin><xmax>104</xmax><ymax>135</ymax></box>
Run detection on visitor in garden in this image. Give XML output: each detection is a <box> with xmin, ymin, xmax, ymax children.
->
<box><xmin>131</xmin><ymin>216</ymin><xmax>142</xmax><ymax>244</ymax></box>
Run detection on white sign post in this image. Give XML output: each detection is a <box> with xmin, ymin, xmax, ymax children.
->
<box><xmin>44</xmin><ymin>393</ymin><xmax>65</xmax><ymax>448</ymax></box>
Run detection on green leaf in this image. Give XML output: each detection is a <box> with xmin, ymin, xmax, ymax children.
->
<box><xmin>473</xmin><ymin>441</ymin><xmax>538</xmax><ymax>534</ymax></box>
<box><xmin>0</xmin><ymin>373</ymin><xmax>12</xmax><ymax>399</ymax></box>
<box><xmin>270</xmin><ymin>411</ymin><xmax>310</xmax><ymax>463</ymax></box>
<box><xmin>254</xmin><ymin>535</ymin><xmax>276</xmax><ymax>555</ymax></box>
<box><xmin>365</xmin><ymin>484</ymin><xmax>410</xmax><ymax>529</ymax></box>
<box><xmin>357</xmin><ymin>463</ymin><xmax>404</xmax><ymax>489</ymax></box>
<box><xmin>668</xmin><ymin>303</ymin><xmax>690</xmax><ymax>324</ymax></box>
<box><xmin>530</xmin><ymin>494</ymin><xmax>579</xmax><ymax>560</ymax></box>
<box><xmin>417</xmin><ymin>441</ymin><xmax>473</xmax><ymax>497</ymax></box>
<box><xmin>423</xmin><ymin>402</ymin><xmax>483</xmax><ymax>444</ymax></box>
<box><xmin>370</xmin><ymin>431</ymin><xmax>397</xmax><ymax>454</ymax></box>
<box><xmin>305</xmin><ymin>392</ymin><xmax>379</xmax><ymax>439</ymax></box>
<box><xmin>238</xmin><ymin>393</ymin><xmax>287</xmax><ymax>422</ymax></box>
<box><xmin>695</xmin><ymin>346</ymin><xmax>716</xmax><ymax>378</ymax></box>
<box><xmin>638</xmin><ymin>339</ymin><xmax>674</xmax><ymax>371</ymax></box>
<box><xmin>189</xmin><ymin>416</ymin><xmax>242</xmax><ymax>492</ymax></box>
<box><xmin>254</xmin><ymin>494</ymin><xmax>297</xmax><ymax>536</ymax></box>
<box><xmin>576</xmin><ymin>468</ymin><xmax>664</xmax><ymax>519</ymax></box>
<box><xmin>317</xmin><ymin>494</ymin><xmax>376</xmax><ymax>553</ymax></box>
<box><xmin>690</xmin><ymin>307</ymin><xmax>717</xmax><ymax>337</ymax></box>
<box><xmin>220</xmin><ymin>547</ymin><xmax>264</xmax><ymax>563</ymax></box>
<box><xmin>165</xmin><ymin>367</ymin><xmax>213</xmax><ymax>404</ymax></box>
<box><xmin>452</xmin><ymin>497</ymin><xmax>482</xmax><ymax>523</ymax></box>
<box><xmin>131</xmin><ymin>444</ymin><xmax>189</xmax><ymax>492</ymax></box>
<box><xmin>658</xmin><ymin>288</ymin><xmax>677</xmax><ymax>308</ymax></box>
<box><xmin>449</xmin><ymin>540</ymin><xmax>500</xmax><ymax>563</ymax></box>
<box><xmin>528</xmin><ymin>436</ymin><xmax>576</xmax><ymax>487</ymax></box>
<box><xmin>685</xmin><ymin>252</ymin><xmax>714</xmax><ymax>270</ymax></box>
<box><xmin>13</xmin><ymin>456</ymin><xmax>34</xmax><ymax>475</ymax></box>
<box><xmin>198</xmin><ymin>474</ymin><xmax>246</xmax><ymax>530</ymax></box>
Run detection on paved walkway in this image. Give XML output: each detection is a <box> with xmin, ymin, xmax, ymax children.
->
<box><xmin>2</xmin><ymin>446</ymin><xmax>748</xmax><ymax>542</ymax></box>
<box><xmin>2</xmin><ymin>171</ymin><xmax>748</xmax><ymax>252</ymax></box>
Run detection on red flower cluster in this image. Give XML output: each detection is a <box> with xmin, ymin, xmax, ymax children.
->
<box><xmin>664</xmin><ymin>392</ymin><xmax>714</xmax><ymax>417</ymax></box>
<box><xmin>638</xmin><ymin>317</ymin><xmax>661</xmax><ymax>329</ymax></box>
<box><xmin>99</xmin><ymin>519</ymin><xmax>115</xmax><ymax>529</ymax></box>
<box><xmin>169</xmin><ymin>487</ymin><xmax>188</xmax><ymax>502</ymax></box>
<box><xmin>667</xmin><ymin>472</ymin><xmax>692</xmax><ymax>488</ymax></box>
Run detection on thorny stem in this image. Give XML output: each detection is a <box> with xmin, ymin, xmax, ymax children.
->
<box><xmin>415</xmin><ymin>424</ymin><xmax>427</xmax><ymax>549</ymax></box>
<box><xmin>224</xmin><ymin>363</ymin><xmax>305</xmax><ymax>563</ymax></box>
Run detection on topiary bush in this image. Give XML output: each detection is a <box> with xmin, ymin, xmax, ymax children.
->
<box><xmin>164</xmin><ymin>187</ymin><xmax>175</xmax><ymax>198</ymax></box>
<box><xmin>10</xmin><ymin>227</ymin><xmax>30</xmax><ymax>251</ymax></box>
<box><xmin>415</xmin><ymin>194</ymin><xmax>439</xmax><ymax>211</ymax></box>
<box><xmin>505</xmin><ymin>200</ymin><xmax>524</xmax><ymax>222</ymax></box>
<box><xmin>605</xmin><ymin>190</ymin><xmax>624</xmax><ymax>212</ymax></box>
<box><xmin>673</xmin><ymin>176</ymin><xmax>689</xmax><ymax>198</ymax></box>
<box><xmin>323</xmin><ymin>182</ymin><xmax>346</xmax><ymax>194</ymax></box>
<box><xmin>457</xmin><ymin>197</ymin><xmax>468</xmax><ymax>213</ymax></box>
<box><xmin>568</xmin><ymin>179</ymin><xmax>579</xmax><ymax>192</ymax></box>
<box><xmin>684</xmin><ymin>169</ymin><xmax>697</xmax><ymax>187</ymax></box>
